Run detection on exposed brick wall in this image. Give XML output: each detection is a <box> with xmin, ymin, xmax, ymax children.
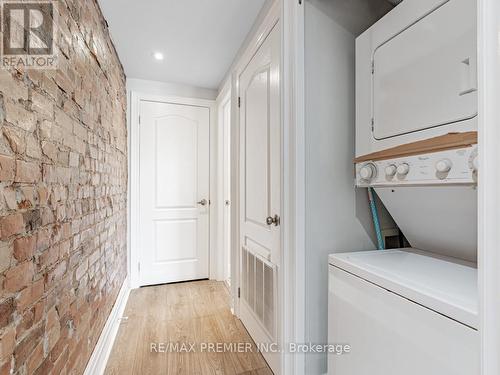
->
<box><xmin>0</xmin><ymin>1</ymin><xmax>127</xmax><ymax>374</ymax></box>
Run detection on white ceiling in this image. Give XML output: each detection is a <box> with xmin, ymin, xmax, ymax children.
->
<box><xmin>99</xmin><ymin>0</ymin><xmax>266</xmax><ymax>90</ymax></box>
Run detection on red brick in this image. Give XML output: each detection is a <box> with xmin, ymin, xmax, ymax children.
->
<box><xmin>16</xmin><ymin>308</ymin><xmax>34</xmax><ymax>338</ymax></box>
<box><xmin>51</xmin><ymin>347</ymin><xmax>68</xmax><ymax>375</ymax></box>
<box><xmin>38</xmin><ymin>244</ymin><xmax>59</xmax><ymax>269</ymax></box>
<box><xmin>4</xmin><ymin>261</ymin><xmax>33</xmax><ymax>293</ymax></box>
<box><xmin>14</xmin><ymin>160</ymin><xmax>41</xmax><ymax>183</ymax></box>
<box><xmin>46</xmin><ymin>306</ymin><xmax>59</xmax><ymax>330</ymax></box>
<box><xmin>3</xmin><ymin>127</ymin><xmax>25</xmax><ymax>155</ymax></box>
<box><xmin>33</xmin><ymin>300</ymin><xmax>44</xmax><ymax>324</ymax></box>
<box><xmin>16</xmin><ymin>278</ymin><xmax>44</xmax><ymax>311</ymax></box>
<box><xmin>23</xmin><ymin>210</ymin><xmax>41</xmax><ymax>232</ymax></box>
<box><xmin>75</xmin><ymin>259</ymin><xmax>88</xmax><ymax>281</ymax></box>
<box><xmin>40</xmin><ymin>207</ymin><xmax>55</xmax><ymax>226</ymax></box>
<box><xmin>0</xmin><ymin>213</ymin><xmax>24</xmax><ymax>240</ymax></box>
<box><xmin>27</xmin><ymin>340</ymin><xmax>44</xmax><ymax>374</ymax></box>
<box><xmin>13</xmin><ymin>235</ymin><xmax>36</xmax><ymax>261</ymax></box>
<box><xmin>14</xmin><ymin>325</ymin><xmax>43</xmax><ymax>365</ymax></box>
<box><xmin>0</xmin><ymin>70</ymin><xmax>27</xmax><ymax>100</ymax></box>
<box><xmin>33</xmin><ymin>357</ymin><xmax>53</xmax><ymax>375</ymax></box>
<box><xmin>47</xmin><ymin>323</ymin><xmax>61</xmax><ymax>353</ymax></box>
<box><xmin>46</xmin><ymin>260</ymin><xmax>66</xmax><ymax>287</ymax></box>
<box><xmin>0</xmin><ymin>242</ymin><xmax>11</xmax><ymax>273</ymax></box>
<box><xmin>36</xmin><ymin>227</ymin><xmax>51</xmax><ymax>252</ymax></box>
<box><xmin>0</xmin><ymin>361</ymin><xmax>12</xmax><ymax>375</ymax></box>
<box><xmin>0</xmin><ymin>327</ymin><xmax>15</xmax><ymax>362</ymax></box>
<box><xmin>0</xmin><ymin>155</ymin><xmax>15</xmax><ymax>181</ymax></box>
<box><xmin>0</xmin><ymin>298</ymin><xmax>14</xmax><ymax>329</ymax></box>
<box><xmin>38</xmin><ymin>187</ymin><xmax>48</xmax><ymax>206</ymax></box>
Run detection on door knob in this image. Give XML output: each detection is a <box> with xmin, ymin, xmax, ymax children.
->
<box><xmin>266</xmin><ymin>215</ymin><xmax>280</xmax><ymax>226</ymax></box>
<box><xmin>197</xmin><ymin>199</ymin><xmax>208</xmax><ymax>206</ymax></box>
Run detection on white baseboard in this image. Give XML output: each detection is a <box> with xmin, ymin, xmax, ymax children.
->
<box><xmin>84</xmin><ymin>277</ymin><xmax>131</xmax><ymax>375</ymax></box>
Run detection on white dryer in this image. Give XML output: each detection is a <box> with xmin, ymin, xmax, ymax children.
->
<box><xmin>356</xmin><ymin>0</ymin><xmax>477</xmax><ymax>157</ymax></box>
<box><xmin>328</xmin><ymin>249</ymin><xmax>479</xmax><ymax>375</ymax></box>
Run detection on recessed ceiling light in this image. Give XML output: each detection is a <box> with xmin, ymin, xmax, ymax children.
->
<box><xmin>153</xmin><ymin>52</ymin><xmax>164</xmax><ymax>61</ymax></box>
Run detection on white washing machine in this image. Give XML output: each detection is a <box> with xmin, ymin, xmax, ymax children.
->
<box><xmin>329</xmin><ymin>146</ymin><xmax>479</xmax><ymax>374</ymax></box>
<box><xmin>328</xmin><ymin>249</ymin><xmax>479</xmax><ymax>375</ymax></box>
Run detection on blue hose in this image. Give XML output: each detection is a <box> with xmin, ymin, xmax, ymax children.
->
<box><xmin>368</xmin><ymin>187</ymin><xmax>385</xmax><ymax>250</ymax></box>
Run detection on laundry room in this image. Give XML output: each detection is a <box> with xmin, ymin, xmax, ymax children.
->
<box><xmin>303</xmin><ymin>0</ymin><xmax>487</xmax><ymax>374</ymax></box>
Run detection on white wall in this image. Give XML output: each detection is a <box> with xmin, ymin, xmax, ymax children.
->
<box><xmin>304</xmin><ymin>1</ymin><xmax>389</xmax><ymax>373</ymax></box>
<box><xmin>127</xmin><ymin>78</ymin><xmax>217</xmax><ymax>100</ymax></box>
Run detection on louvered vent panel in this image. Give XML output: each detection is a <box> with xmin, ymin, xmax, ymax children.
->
<box><xmin>241</xmin><ymin>246</ymin><xmax>276</xmax><ymax>339</ymax></box>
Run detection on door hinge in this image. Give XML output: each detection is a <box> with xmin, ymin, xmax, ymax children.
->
<box><xmin>371</xmin><ymin>61</ymin><xmax>375</xmax><ymax>74</ymax></box>
<box><xmin>299</xmin><ymin>0</ymin><xmax>302</xmax><ymax>4</ymax></box>
<box><xmin>238</xmin><ymin>97</ymin><xmax>241</xmax><ymax>108</ymax></box>
<box><xmin>138</xmin><ymin>115</ymin><xmax>141</xmax><ymax>125</ymax></box>
<box><xmin>238</xmin><ymin>287</ymin><xmax>241</xmax><ymax>298</ymax></box>
<box><xmin>371</xmin><ymin>118</ymin><xmax>374</xmax><ymax>132</ymax></box>
<box><xmin>138</xmin><ymin>262</ymin><xmax>141</xmax><ymax>273</ymax></box>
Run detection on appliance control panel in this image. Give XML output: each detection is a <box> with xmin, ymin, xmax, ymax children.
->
<box><xmin>355</xmin><ymin>146</ymin><xmax>478</xmax><ymax>187</ymax></box>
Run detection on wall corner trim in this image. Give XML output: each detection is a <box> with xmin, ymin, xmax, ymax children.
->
<box><xmin>84</xmin><ymin>278</ymin><xmax>131</xmax><ymax>375</ymax></box>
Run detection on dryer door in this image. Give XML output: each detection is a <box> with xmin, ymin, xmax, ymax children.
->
<box><xmin>372</xmin><ymin>0</ymin><xmax>477</xmax><ymax>140</ymax></box>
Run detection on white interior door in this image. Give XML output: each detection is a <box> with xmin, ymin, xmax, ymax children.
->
<box><xmin>239</xmin><ymin>22</ymin><xmax>281</xmax><ymax>374</ymax></box>
<box><xmin>139</xmin><ymin>100</ymin><xmax>210</xmax><ymax>286</ymax></box>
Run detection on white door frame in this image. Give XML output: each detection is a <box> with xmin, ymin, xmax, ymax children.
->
<box><xmin>281</xmin><ymin>0</ymin><xmax>305</xmax><ymax>373</ymax></box>
<box><xmin>478</xmin><ymin>0</ymin><xmax>500</xmax><ymax>373</ymax></box>
<box><xmin>129</xmin><ymin>92</ymin><xmax>216</xmax><ymax>289</ymax></box>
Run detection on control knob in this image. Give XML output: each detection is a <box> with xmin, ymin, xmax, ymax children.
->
<box><xmin>359</xmin><ymin>163</ymin><xmax>377</xmax><ymax>181</ymax></box>
<box><xmin>436</xmin><ymin>159</ymin><xmax>452</xmax><ymax>173</ymax></box>
<box><xmin>397</xmin><ymin>163</ymin><xmax>410</xmax><ymax>176</ymax></box>
<box><xmin>385</xmin><ymin>165</ymin><xmax>397</xmax><ymax>177</ymax></box>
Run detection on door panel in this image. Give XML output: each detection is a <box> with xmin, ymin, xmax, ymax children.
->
<box><xmin>155</xmin><ymin>116</ymin><xmax>198</xmax><ymax>208</ymax></box>
<box><xmin>139</xmin><ymin>101</ymin><xmax>210</xmax><ymax>286</ymax></box>
<box><xmin>239</xmin><ymin>21</ymin><xmax>281</xmax><ymax>374</ymax></box>
<box><xmin>373</xmin><ymin>0</ymin><xmax>477</xmax><ymax>139</ymax></box>
<box><xmin>154</xmin><ymin>220</ymin><xmax>197</xmax><ymax>261</ymax></box>
<box><xmin>245</xmin><ymin>69</ymin><xmax>271</xmax><ymax>227</ymax></box>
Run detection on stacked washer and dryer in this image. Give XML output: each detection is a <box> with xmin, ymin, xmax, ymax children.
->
<box><xmin>328</xmin><ymin>0</ymin><xmax>479</xmax><ymax>374</ymax></box>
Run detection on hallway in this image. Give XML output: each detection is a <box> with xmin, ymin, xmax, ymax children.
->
<box><xmin>105</xmin><ymin>281</ymin><xmax>272</xmax><ymax>375</ymax></box>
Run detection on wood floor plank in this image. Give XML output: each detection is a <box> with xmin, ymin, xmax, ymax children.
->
<box><xmin>237</xmin><ymin>368</ymin><xmax>274</xmax><ymax>375</ymax></box>
<box><xmin>213</xmin><ymin>310</ymin><xmax>267</xmax><ymax>373</ymax></box>
<box><xmin>104</xmin><ymin>280</ymin><xmax>272</xmax><ymax>375</ymax></box>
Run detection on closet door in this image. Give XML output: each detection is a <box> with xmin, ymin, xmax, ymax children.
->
<box><xmin>238</xmin><ymin>21</ymin><xmax>281</xmax><ymax>374</ymax></box>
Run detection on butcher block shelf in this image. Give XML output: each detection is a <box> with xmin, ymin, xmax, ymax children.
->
<box><xmin>354</xmin><ymin>132</ymin><xmax>478</xmax><ymax>163</ymax></box>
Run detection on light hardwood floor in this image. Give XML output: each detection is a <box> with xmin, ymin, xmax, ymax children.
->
<box><xmin>105</xmin><ymin>280</ymin><xmax>273</xmax><ymax>375</ymax></box>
